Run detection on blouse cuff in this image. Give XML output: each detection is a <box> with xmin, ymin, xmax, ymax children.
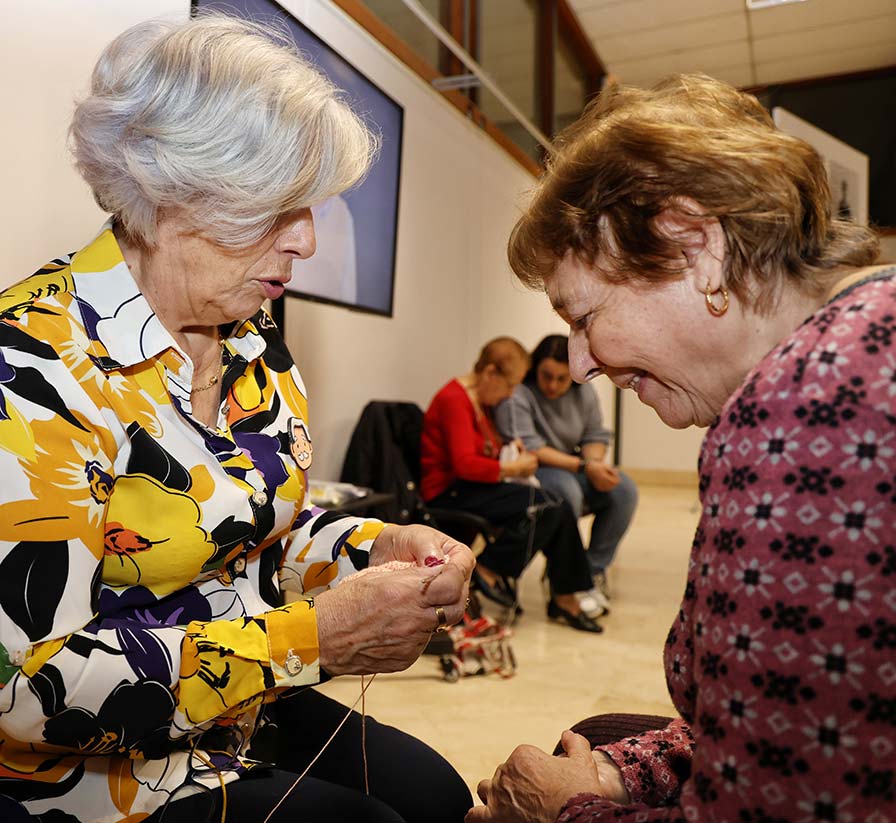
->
<box><xmin>178</xmin><ymin>601</ymin><xmax>320</xmax><ymax>727</ymax></box>
<box><xmin>266</xmin><ymin>598</ymin><xmax>320</xmax><ymax>687</ymax></box>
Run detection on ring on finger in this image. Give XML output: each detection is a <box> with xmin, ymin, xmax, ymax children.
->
<box><xmin>434</xmin><ymin>605</ymin><xmax>449</xmax><ymax>633</ymax></box>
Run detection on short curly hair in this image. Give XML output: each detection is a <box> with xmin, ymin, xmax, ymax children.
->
<box><xmin>508</xmin><ymin>74</ymin><xmax>879</xmax><ymax>313</ymax></box>
<box><xmin>70</xmin><ymin>13</ymin><xmax>377</xmax><ymax>248</ymax></box>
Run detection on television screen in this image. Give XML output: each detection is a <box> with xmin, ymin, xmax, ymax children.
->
<box><xmin>192</xmin><ymin>0</ymin><xmax>404</xmax><ymax>317</ymax></box>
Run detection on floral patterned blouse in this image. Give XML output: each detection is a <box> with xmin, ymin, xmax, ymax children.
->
<box><xmin>559</xmin><ymin>270</ymin><xmax>896</xmax><ymax>822</ymax></box>
<box><xmin>0</xmin><ymin>224</ymin><xmax>384</xmax><ymax>822</ymax></box>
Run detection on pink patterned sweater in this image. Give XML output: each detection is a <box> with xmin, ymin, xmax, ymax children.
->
<box><xmin>559</xmin><ymin>271</ymin><xmax>896</xmax><ymax>823</ymax></box>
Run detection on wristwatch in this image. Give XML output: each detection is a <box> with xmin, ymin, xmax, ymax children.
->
<box><xmin>577</xmin><ymin>457</ymin><xmax>588</xmax><ymax>473</ymax></box>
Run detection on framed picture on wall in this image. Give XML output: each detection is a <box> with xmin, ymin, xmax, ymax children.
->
<box><xmin>773</xmin><ymin>107</ymin><xmax>869</xmax><ymax>226</ymax></box>
<box><xmin>192</xmin><ymin>0</ymin><xmax>404</xmax><ymax>318</ymax></box>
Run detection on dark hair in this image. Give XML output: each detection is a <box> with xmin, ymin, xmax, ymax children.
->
<box><xmin>525</xmin><ymin>334</ymin><xmax>572</xmax><ymax>384</ymax></box>
<box><xmin>508</xmin><ymin>74</ymin><xmax>879</xmax><ymax>313</ymax></box>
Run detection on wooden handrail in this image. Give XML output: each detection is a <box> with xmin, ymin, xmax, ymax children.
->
<box><xmin>557</xmin><ymin>0</ymin><xmax>605</xmax><ymax>98</ymax></box>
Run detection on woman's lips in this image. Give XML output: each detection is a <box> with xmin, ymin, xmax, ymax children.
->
<box><xmin>260</xmin><ymin>280</ymin><xmax>286</xmax><ymax>300</ymax></box>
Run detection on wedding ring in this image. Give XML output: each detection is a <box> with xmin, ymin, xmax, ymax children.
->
<box><xmin>434</xmin><ymin>605</ymin><xmax>449</xmax><ymax>633</ymax></box>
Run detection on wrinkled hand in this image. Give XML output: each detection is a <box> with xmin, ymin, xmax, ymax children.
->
<box><xmin>589</xmin><ymin>749</ymin><xmax>629</xmax><ymax>804</ymax></box>
<box><xmin>370</xmin><ymin>523</ymin><xmax>475</xmax><ymax>578</ymax></box>
<box><xmin>466</xmin><ymin>731</ymin><xmax>603</xmax><ymax>823</ymax></box>
<box><xmin>316</xmin><ymin>525</ymin><xmax>473</xmax><ymax>675</ymax></box>
<box><xmin>585</xmin><ymin>462</ymin><xmax>620</xmax><ymax>493</ymax></box>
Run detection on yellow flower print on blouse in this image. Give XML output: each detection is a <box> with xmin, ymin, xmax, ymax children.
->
<box><xmin>57</xmin><ymin>334</ymin><xmax>165</xmax><ymax>439</ymax></box>
<box><xmin>228</xmin><ymin>360</ymin><xmax>276</xmax><ymax>424</ymax></box>
<box><xmin>0</xmin><ymin>397</ymin><xmax>36</xmax><ymax>463</ymax></box>
<box><xmin>103</xmin><ymin>475</ymin><xmax>216</xmax><ymax>596</ymax></box>
<box><xmin>0</xmin><ymin>265</ymin><xmax>74</xmax><ymax>322</ymax></box>
<box><xmin>276</xmin><ymin>370</ymin><xmax>309</xmax><ymax>423</ymax></box>
<box><xmin>0</xmin><ymin>225</ymin><xmax>385</xmax><ymax>821</ymax></box>
<box><xmin>0</xmin><ymin>417</ymin><xmax>116</xmax><ymax>553</ymax></box>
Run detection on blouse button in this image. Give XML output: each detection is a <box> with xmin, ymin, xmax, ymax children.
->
<box><xmin>251</xmin><ymin>490</ymin><xmax>268</xmax><ymax>507</ymax></box>
<box><xmin>233</xmin><ymin>557</ymin><xmax>247</xmax><ymax>574</ymax></box>
<box><xmin>10</xmin><ymin>649</ymin><xmax>26</xmax><ymax>666</ymax></box>
<box><xmin>222</xmin><ymin>403</ymin><xmax>231</xmax><ymax>415</ymax></box>
<box><xmin>285</xmin><ymin>650</ymin><xmax>303</xmax><ymax>676</ymax></box>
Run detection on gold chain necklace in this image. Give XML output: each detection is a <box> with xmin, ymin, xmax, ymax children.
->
<box><xmin>192</xmin><ymin>339</ymin><xmax>226</xmax><ymax>393</ymax></box>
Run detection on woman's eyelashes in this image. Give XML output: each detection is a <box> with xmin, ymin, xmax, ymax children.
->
<box><xmin>570</xmin><ymin>313</ymin><xmax>591</xmax><ymax>332</ymax></box>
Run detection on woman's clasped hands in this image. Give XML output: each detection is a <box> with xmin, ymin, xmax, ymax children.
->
<box><xmin>315</xmin><ymin>524</ymin><xmax>474</xmax><ymax>676</ymax></box>
<box><xmin>500</xmin><ymin>438</ymin><xmax>538</xmax><ymax>480</ymax></box>
<box><xmin>583</xmin><ymin>461</ymin><xmax>620</xmax><ymax>493</ymax></box>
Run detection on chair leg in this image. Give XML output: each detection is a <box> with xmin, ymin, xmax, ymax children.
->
<box><xmin>467</xmin><ymin>590</ymin><xmax>483</xmax><ymax>619</ymax></box>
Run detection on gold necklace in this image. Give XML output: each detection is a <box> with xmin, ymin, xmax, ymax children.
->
<box><xmin>192</xmin><ymin>339</ymin><xmax>225</xmax><ymax>393</ymax></box>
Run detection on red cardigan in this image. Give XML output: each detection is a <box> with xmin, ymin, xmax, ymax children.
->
<box><xmin>420</xmin><ymin>379</ymin><xmax>503</xmax><ymax>500</ymax></box>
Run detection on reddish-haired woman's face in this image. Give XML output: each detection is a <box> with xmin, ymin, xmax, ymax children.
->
<box><xmin>546</xmin><ymin>253</ymin><xmax>732</xmax><ymax>429</ymax></box>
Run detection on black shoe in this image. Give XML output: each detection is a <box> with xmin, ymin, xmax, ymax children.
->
<box><xmin>471</xmin><ymin>568</ymin><xmax>516</xmax><ymax>608</ymax></box>
<box><xmin>547</xmin><ymin>599</ymin><xmax>603</xmax><ymax>633</ymax></box>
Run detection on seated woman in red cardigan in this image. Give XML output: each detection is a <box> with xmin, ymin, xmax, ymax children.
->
<box><xmin>420</xmin><ymin>337</ymin><xmax>600</xmax><ymax>633</ymax></box>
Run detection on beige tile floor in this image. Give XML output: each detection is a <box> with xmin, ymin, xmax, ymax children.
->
<box><xmin>318</xmin><ymin>484</ymin><xmax>699</xmax><ymax>793</ymax></box>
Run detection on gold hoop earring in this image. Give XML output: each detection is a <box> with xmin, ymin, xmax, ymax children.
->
<box><xmin>704</xmin><ymin>285</ymin><xmax>729</xmax><ymax>317</ymax></box>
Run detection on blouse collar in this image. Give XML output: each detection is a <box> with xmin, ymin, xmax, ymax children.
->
<box><xmin>71</xmin><ymin>221</ymin><xmax>267</xmax><ymax>370</ymax></box>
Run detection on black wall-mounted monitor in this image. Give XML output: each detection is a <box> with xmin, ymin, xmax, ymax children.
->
<box><xmin>193</xmin><ymin>0</ymin><xmax>404</xmax><ymax>318</ymax></box>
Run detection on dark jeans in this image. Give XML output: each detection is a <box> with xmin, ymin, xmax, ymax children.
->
<box><xmin>429</xmin><ymin>480</ymin><xmax>593</xmax><ymax>594</ymax></box>
<box><xmin>146</xmin><ymin>688</ymin><xmax>472</xmax><ymax>823</ymax></box>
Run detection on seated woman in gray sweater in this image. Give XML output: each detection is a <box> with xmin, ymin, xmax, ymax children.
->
<box><xmin>494</xmin><ymin>335</ymin><xmax>638</xmax><ymax>613</ymax></box>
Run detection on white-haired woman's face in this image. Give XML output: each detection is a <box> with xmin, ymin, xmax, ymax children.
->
<box><xmin>153</xmin><ymin>208</ymin><xmax>316</xmax><ymax>326</ymax></box>
<box><xmin>547</xmin><ymin>252</ymin><xmax>734</xmax><ymax>429</ymax></box>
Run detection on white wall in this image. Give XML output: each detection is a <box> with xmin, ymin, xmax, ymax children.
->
<box><xmin>619</xmin><ymin>391</ymin><xmax>705</xmax><ymax>473</ymax></box>
<box><xmin>0</xmin><ymin>0</ymin><xmax>700</xmax><ymax>482</ymax></box>
<box><xmin>1</xmin><ymin>1</ymin><xmax>188</xmax><ymax>278</ymax></box>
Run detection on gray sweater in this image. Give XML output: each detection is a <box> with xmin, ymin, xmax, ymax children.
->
<box><xmin>493</xmin><ymin>382</ymin><xmax>612</xmax><ymax>454</ymax></box>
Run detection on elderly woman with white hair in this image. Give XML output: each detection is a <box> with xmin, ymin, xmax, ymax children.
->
<box><xmin>0</xmin><ymin>14</ymin><xmax>473</xmax><ymax>823</ymax></box>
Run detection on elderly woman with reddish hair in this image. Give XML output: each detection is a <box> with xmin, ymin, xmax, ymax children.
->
<box><xmin>468</xmin><ymin>74</ymin><xmax>894</xmax><ymax>823</ymax></box>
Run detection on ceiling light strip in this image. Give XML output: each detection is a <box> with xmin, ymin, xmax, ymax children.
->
<box><xmin>745</xmin><ymin>0</ymin><xmax>807</xmax><ymax>11</ymax></box>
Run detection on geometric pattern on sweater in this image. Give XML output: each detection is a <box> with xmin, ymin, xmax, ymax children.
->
<box><xmin>559</xmin><ymin>270</ymin><xmax>896</xmax><ymax>822</ymax></box>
